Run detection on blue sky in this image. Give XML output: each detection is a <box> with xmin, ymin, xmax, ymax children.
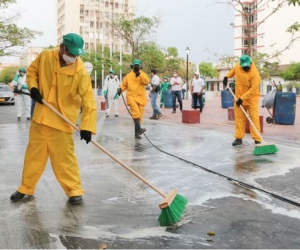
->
<box><xmin>5</xmin><ymin>0</ymin><xmax>234</xmax><ymax>64</ymax></box>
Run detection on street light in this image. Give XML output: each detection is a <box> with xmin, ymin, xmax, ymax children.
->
<box><xmin>185</xmin><ymin>47</ymin><xmax>190</xmax><ymax>99</ymax></box>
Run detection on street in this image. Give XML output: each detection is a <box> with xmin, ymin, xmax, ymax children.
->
<box><xmin>1</xmin><ymin>96</ymin><xmax>300</xmax><ymax>249</ymax></box>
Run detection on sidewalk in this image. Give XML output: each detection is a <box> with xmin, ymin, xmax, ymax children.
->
<box><xmin>96</xmin><ymin>92</ymin><xmax>300</xmax><ymax>144</ymax></box>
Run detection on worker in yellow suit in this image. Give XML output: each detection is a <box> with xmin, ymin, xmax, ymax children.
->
<box><xmin>223</xmin><ymin>55</ymin><xmax>261</xmax><ymax>146</ymax></box>
<box><xmin>10</xmin><ymin>33</ymin><xmax>97</xmax><ymax>205</ymax></box>
<box><xmin>117</xmin><ymin>59</ymin><xmax>150</xmax><ymax>139</ymax></box>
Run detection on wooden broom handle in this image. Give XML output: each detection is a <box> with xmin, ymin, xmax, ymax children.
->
<box><xmin>227</xmin><ymin>87</ymin><xmax>264</xmax><ymax>142</ymax></box>
<box><xmin>42</xmin><ymin>99</ymin><xmax>167</xmax><ymax>198</ymax></box>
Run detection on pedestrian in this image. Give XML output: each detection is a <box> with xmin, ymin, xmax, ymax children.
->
<box><xmin>201</xmin><ymin>75</ymin><xmax>207</xmax><ymax>111</ymax></box>
<box><xmin>116</xmin><ymin>59</ymin><xmax>149</xmax><ymax>139</ymax></box>
<box><xmin>170</xmin><ymin>70</ymin><xmax>183</xmax><ymax>113</ymax></box>
<box><xmin>11</xmin><ymin>68</ymin><xmax>31</xmax><ymax>121</ymax></box>
<box><xmin>191</xmin><ymin>72</ymin><xmax>204</xmax><ymax>113</ymax></box>
<box><xmin>149</xmin><ymin>69</ymin><xmax>163</xmax><ymax>120</ymax></box>
<box><xmin>10</xmin><ymin>33</ymin><xmax>97</xmax><ymax>205</ymax></box>
<box><xmin>223</xmin><ymin>54</ymin><xmax>261</xmax><ymax>146</ymax></box>
<box><xmin>159</xmin><ymin>76</ymin><xmax>171</xmax><ymax>108</ymax></box>
<box><xmin>181</xmin><ymin>80</ymin><xmax>187</xmax><ymax>99</ymax></box>
<box><xmin>103</xmin><ymin>70</ymin><xmax>120</xmax><ymax>118</ymax></box>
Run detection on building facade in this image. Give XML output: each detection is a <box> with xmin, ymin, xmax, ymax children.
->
<box><xmin>233</xmin><ymin>0</ymin><xmax>300</xmax><ymax>64</ymax></box>
<box><xmin>57</xmin><ymin>0</ymin><xmax>134</xmax><ymax>53</ymax></box>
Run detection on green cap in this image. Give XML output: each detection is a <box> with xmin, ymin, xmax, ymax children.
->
<box><xmin>240</xmin><ymin>55</ymin><xmax>251</xmax><ymax>67</ymax></box>
<box><xmin>110</xmin><ymin>70</ymin><xmax>115</xmax><ymax>74</ymax></box>
<box><xmin>132</xmin><ymin>59</ymin><xmax>142</xmax><ymax>66</ymax></box>
<box><xmin>63</xmin><ymin>33</ymin><xmax>85</xmax><ymax>56</ymax></box>
<box><xmin>164</xmin><ymin>76</ymin><xmax>168</xmax><ymax>79</ymax></box>
<box><xmin>19</xmin><ymin>67</ymin><xmax>26</xmax><ymax>73</ymax></box>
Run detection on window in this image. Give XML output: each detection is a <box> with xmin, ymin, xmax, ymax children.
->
<box><xmin>90</xmin><ymin>21</ymin><xmax>94</xmax><ymax>27</ymax></box>
<box><xmin>85</xmin><ymin>10</ymin><xmax>89</xmax><ymax>16</ymax></box>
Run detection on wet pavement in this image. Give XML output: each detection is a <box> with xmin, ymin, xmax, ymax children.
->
<box><xmin>1</xmin><ymin>94</ymin><xmax>300</xmax><ymax>249</ymax></box>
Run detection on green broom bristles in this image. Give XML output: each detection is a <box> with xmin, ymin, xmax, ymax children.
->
<box><xmin>158</xmin><ymin>194</ymin><xmax>188</xmax><ymax>226</ymax></box>
<box><xmin>253</xmin><ymin>143</ymin><xmax>278</xmax><ymax>156</ymax></box>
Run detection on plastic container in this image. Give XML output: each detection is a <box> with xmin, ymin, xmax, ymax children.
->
<box><xmin>97</xmin><ymin>89</ymin><xmax>102</xmax><ymax>95</ymax></box>
<box><xmin>221</xmin><ymin>90</ymin><xmax>233</xmax><ymax>108</ymax></box>
<box><xmin>274</xmin><ymin>92</ymin><xmax>296</xmax><ymax>125</ymax></box>
<box><xmin>164</xmin><ymin>91</ymin><xmax>173</xmax><ymax>108</ymax></box>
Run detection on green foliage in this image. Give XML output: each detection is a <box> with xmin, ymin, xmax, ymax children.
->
<box><xmin>199</xmin><ymin>62</ymin><xmax>219</xmax><ymax>78</ymax></box>
<box><xmin>0</xmin><ymin>0</ymin><xmax>42</xmax><ymax>56</ymax></box>
<box><xmin>113</xmin><ymin>14</ymin><xmax>161</xmax><ymax>59</ymax></box>
<box><xmin>287</xmin><ymin>0</ymin><xmax>300</xmax><ymax>6</ymax></box>
<box><xmin>163</xmin><ymin>47</ymin><xmax>183</xmax><ymax>76</ymax></box>
<box><xmin>0</xmin><ymin>66</ymin><xmax>19</xmax><ymax>83</ymax></box>
<box><xmin>280</xmin><ymin>62</ymin><xmax>300</xmax><ymax>81</ymax></box>
<box><xmin>139</xmin><ymin>42</ymin><xmax>164</xmax><ymax>73</ymax></box>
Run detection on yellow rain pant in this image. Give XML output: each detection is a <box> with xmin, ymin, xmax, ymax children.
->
<box><xmin>234</xmin><ymin>104</ymin><xmax>261</xmax><ymax>142</ymax></box>
<box><xmin>17</xmin><ymin>121</ymin><xmax>84</xmax><ymax>197</ymax></box>
<box><xmin>129</xmin><ymin>102</ymin><xmax>145</xmax><ymax>123</ymax></box>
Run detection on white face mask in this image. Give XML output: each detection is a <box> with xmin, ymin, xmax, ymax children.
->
<box><xmin>173</xmin><ymin>73</ymin><xmax>177</xmax><ymax>77</ymax></box>
<box><xmin>62</xmin><ymin>54</ymin><xmax>77</xmax><ymax>65</ymax></box>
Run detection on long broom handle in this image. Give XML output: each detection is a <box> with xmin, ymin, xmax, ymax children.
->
<box><xmin>227</xmin><ymin>86</ymin><xmax>264</xmax><ymax>142</ymax></box>
<box><xmin>41</xmin><ymin>99</ymin><xmax>167</xmax><ymax>198</ymax></box>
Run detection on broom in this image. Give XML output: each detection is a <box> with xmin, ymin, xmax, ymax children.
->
<box><xmin>22</xmin><ymin>92</ymin><xmax>187</xmax><ymax>226</ymax></box>
<box><xmin>227</xmin><ymin>87</ymin><xmax>278</xmax><ymax>155</ymax></box>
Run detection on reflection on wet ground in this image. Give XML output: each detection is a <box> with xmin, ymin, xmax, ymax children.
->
<box><xmin>1</xmin><ymin>113</ymin><xmax>300</xmax><ymax>248</ymax></box>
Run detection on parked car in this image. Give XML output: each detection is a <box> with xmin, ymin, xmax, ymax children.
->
<box><xmin>0</xmin><ymin>83</ymin><xmax>15</xmax><ymax>105</ymax></box>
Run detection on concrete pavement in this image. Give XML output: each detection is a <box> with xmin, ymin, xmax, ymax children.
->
<box><xmin>0</xmin><ymin>93</ymin><xmax>300</xmax><ymax>249</ymax></box>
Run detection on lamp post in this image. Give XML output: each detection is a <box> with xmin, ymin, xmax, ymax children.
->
<box><xmin>185</xmin><ymin>47</ymin><xmax>190</xmax><ymax>99</ymax></box>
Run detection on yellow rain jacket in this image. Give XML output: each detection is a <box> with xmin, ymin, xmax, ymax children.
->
<box><xmin>26</xmin><ymin>49</ymin><xmax>96</xmax><ymax>134</ymax></box>
<box><xmin>120</xmin><ymin>70</ymin><xmax>149</xmax><ymax>106</ymax></box>
<box><xmin>226</xmin><ymin>63</ymin><xmax>260</xmax><ymax>105</ymax></box>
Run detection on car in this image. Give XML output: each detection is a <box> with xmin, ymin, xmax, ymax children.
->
<box><xmin>0</xmin><ymin>83</ymin><xmax>15</xmax><ymax>105</ymax></box>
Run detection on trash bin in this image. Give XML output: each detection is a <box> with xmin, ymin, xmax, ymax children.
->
<box><xmin>274</xmin><ymin>92</ymin><xmax>296</xmax><ymax>125</ymax></box>
<box><xmin>164</xmin><ymin>91</ymin><xmax>173</xmax><ymax>108</ymax></box>
<box><xmin>97</xmin><ymin>89</ymin><xmax>102</xmax><ymax>96</ymax></box>
<box><xmin>221</xmin><ymin>90</ymin><xmax>233</xmax><ymax>108</ymax></box>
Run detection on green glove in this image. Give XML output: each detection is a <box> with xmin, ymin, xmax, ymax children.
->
<box><xmin>103</xmin><ymin>89</ymin><xmax>107</xmax><ymax>97</ymax></box>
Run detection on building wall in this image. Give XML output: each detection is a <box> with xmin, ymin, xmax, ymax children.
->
<box><xmin>234</xmin><ymin>0</ymin><xmax>300</xmax><ymax>64</ymax></box>
<box><xmin>57</xmin><ymin>0</ymin><xmax>134</xmax><ymax>52</ymax></box>
<box><xmin>19</xmin><ymin>47</ymin><xmax>44</xmax><ymax>68</ymax></box>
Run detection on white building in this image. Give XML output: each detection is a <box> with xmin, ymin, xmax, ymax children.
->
<box><xmin>19</xmin><ymin>47</ymin><xmax>44</xmax><ymax>68</ymax></box>
<box><xmin>56</xmin><ymin>0</ymin><xmax>134</xmax><ymax>53</ymax></box>
<box><xmin>233</xmin><ymin>0</ymin><xmax>300</xmax><ymax>64</ymax></box>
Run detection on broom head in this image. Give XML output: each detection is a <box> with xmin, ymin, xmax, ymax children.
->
<box><xmin>158</xmin><ymin>189</ymin><xmax>188</xmax><ymax>226</ymax></box>
<box><xmin>253</xmin><ymin>142</ymin><xmax>278</xmax><ymax>156</ymax></box>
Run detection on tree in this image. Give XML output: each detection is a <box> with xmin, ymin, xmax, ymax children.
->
<box><xmin>0</xmin><ymin>0</ymin><xmax>42</xmax><ymax>56</ymax></box>
<box><xmin>162</xmin><ymin>47</ymin><xmax>183</xmax><ymax>76</ymax></box>
<box><xmin>112</xmin><ymin>13</ymin><xmax>161</xmax><ymax>60</ymax></box>
<box><xmin>280</xmin><ymin>62</ymin><xmax>300</xmax><ymax>81</ymax></box>
<box><xmin>199</xmin><ymin>62</ymin><xmax>219</xmax><ymax>78</ymax></box>
<box><xmin>0</xmin><ymin>66</ymin><xmax>18</xmax><ymax>83</ymax></box>
<box><xmin>139</xmin><ymin>42</ymin><xmax>165</xmax><ymax>73</ymax></box>
<box><xmin>224</xmin><ymin>0</ymin><xmax>300</xmax><ymax>60</ymax></box>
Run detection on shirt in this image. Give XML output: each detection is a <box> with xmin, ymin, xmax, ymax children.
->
<box><xmin>192</xmin><ymin>77</ymin><xmax>204</xmax><ymax>93</ymax></box>
<box><xmin>150</xmin><ymin>74</ymin><xmax>160</xmax><ymax>93</ymax></box>
<box><xmin>170</xmin><ymin>76</ymin><xmax>182</xmax><ymax>91</ymax></box>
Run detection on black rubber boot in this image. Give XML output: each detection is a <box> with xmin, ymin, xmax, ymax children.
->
<box><xmin>10</xmin><ymin>191</ymin><xmax>25</xmax><ymax>202</ymax></box>
<box><xmin>232</xmin><ymin>139</ymin><xmax>243</xmax><ymax>146</ymax></box>
<box><xmin>254</xmin><ymin>140</ymin><xmax>261</xmax><ymax>144</ymax></box>
<box><xmin>68</xmin><ymin>196</ymin><xmax>83</xmax><ymax>205</ymax></box>
<box><xmin>134</xmin><ymin>119</ymin><xmax>146</xmax><ymax>136</ymax></box>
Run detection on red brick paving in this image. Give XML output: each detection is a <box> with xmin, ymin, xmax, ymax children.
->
<box><xmin>96</xmin><ymin>93</ymin><xmax>300</xmax><ymax>143</ymax></box>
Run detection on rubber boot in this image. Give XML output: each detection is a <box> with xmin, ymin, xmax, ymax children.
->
<box><xmin>232</xmin><ymin>139</ymin><xmax>243</xmax><ymax>146</ymax></box>
<box><xmin>134</xmin><ymin>119</ymin><xmax>146</xmax><ymax>137</ymax></box>
<box><xmin>134</xmin><ymin>121</ymin><xmax>142</xmax><ymax>139</ymax></box>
